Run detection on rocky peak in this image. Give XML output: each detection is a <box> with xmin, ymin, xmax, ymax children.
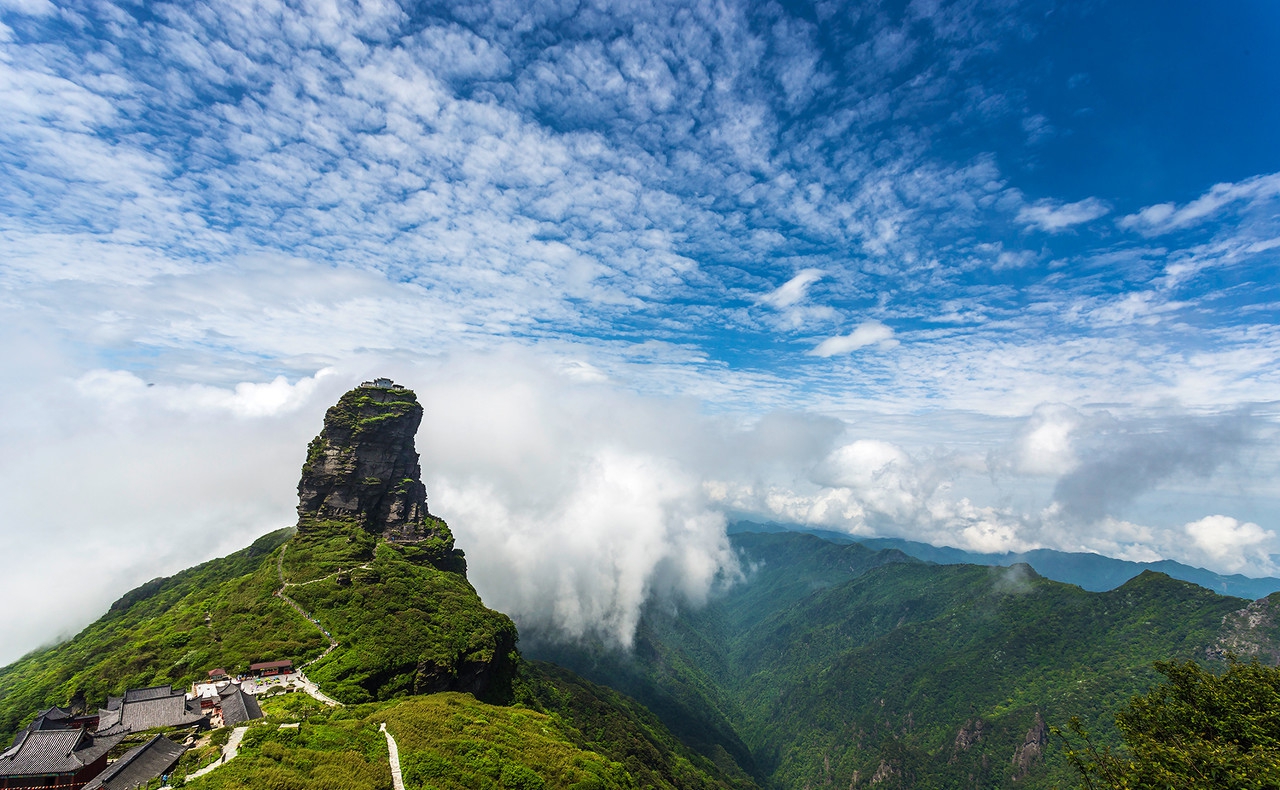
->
<box><xmin>296</xmin><ymin>381</ymin><xmax>445</xmax><ymax>544</ymax></box>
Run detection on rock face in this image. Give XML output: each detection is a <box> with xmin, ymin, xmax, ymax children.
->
<box><xmin>1010</xmin><ymin>712</ymin><xmax>1048</xmax><ymax>780</ymax></box>
<box><xmin>1211</xmin><ymin>593</ymin><xmax>1280</xmax><ymax>665</ymax></box>
<box><xmin>296</xmin><ymin>381</ymin><xmax>445</xmax><ymax>543</ymax></box>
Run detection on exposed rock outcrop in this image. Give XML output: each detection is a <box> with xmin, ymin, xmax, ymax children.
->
<box><xmin>296</xmin><ymin>381</ymin><xmax>445</xmax><ymax>544</ymax></box>
<box><xmin>1010</xmin><ymin>712</ymin><xmax>1047</xmax><ymax>780</ymax></box>
<box><xmin>868</xmin><ymin>760</ymin><xmax>897</xmax><ymax>785</ymax></box>
<box><xmin>950</xmin><ymin>718</ymin><xmax>987</xmax><ymax>763</ymax></box>
<box><xmin>1210</xmin><ymin>593</ymin><xmax>1280</xmax><ymax>664</ymax></box>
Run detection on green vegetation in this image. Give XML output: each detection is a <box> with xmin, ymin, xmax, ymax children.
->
<box><xmin>381</xmin><ymin>693</ymin><xmax>632</xmax><ymax>790</ymax></box>
<box><xmin>182</xmin><ymin>704</ymin><xmax>393</xmax><ymax>790</ymax></box>
<box><xmin>282</xmin><ymin>519</ymin><xmax>379</xmax><ymax>581</ymax></box>
<box><xmin>0</xmin><ymin>520</ymin><xmax>518</xmax><ymax>740</ymax></box>
<box><xmin>289</xmin><ymin>538</ymin><xmax>519</xmax><ymax>704</ymax></box>
<box><xmin>169</xmin><ymin>683</ymin><xmax>749</xmax><ymax>790</ymax></box>
<box><xmin>1059</xmin><ymin>657</ymin><xmax>1280</xmax><ymax>789</ymax></box>
<box><xmin>0</xmin><ymin>521</ymin><xmax>745</xmax><ymax>790</ymax></box>
<box><xmin>0</xmin><ymin>529</ymin><xmax>324</xmax><ymax>737</ymax></box>
<box><xmin>534</xmin><ymin>532</ymin><xmax>1249</xmax><ymax>789</ymax></box>
<box><xmin>323</xmin><ymin>388</ymin><xmax>421</xmax><ymax>436</ymax></box>
<box><xmin>517</xmin><ymin>661</ymin><xmax>756</xmax><ymax>790</ymax></box>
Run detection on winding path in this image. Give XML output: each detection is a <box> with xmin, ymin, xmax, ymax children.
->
<box><xmin>379</xmin><ymin>723</ymin><xmax>405</xmax><ymax>790</ymax></box>
<box><xmin>184</xmin><ymin>726</ymin><xmax>248</xmax><ymax>782</ymax></box>
<box><xmin>272</xmin><ymin>544</ymin><xmax>347</xmax><ymax>705</ymax></box>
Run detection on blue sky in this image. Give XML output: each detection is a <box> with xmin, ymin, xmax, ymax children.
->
<box><xmin>2</xmin><ymin>0</ymin><xmax>1279</xmax><ymax>660</ymax></box>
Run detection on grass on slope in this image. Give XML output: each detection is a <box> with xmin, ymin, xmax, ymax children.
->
<box><xmin>285</xmin><ymin>534</ymin><xmax>519</xmax><ymax>704</ymax></box>
<box><xmin>0</xmin><ymin>519</ymin><xmax>521</xmax><ymax>742</ymax></box>
<box><xmin>175</xmin><ymin>683</ymin><xmax>751</xmax><ymax>790</ymax></box>
<box><xmin>0</xmin><ymin>529</ymin><xmax>324</xmax><ymax>739</ymax></box>
<box><xmin>181</xmin><ymin>699</ymin><xmax>392</xmax><ymax>790</ymax></box>
<box><xmin>381</xmin><ymin>694</ymin><xmax>634</xmax><ymax>790</ymax></box>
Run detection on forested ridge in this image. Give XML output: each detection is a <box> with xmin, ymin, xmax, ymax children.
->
<box><xmin>532</xmin><ymin>531</ymin><xmax>1271</xmax><ymax>789</ymax></box>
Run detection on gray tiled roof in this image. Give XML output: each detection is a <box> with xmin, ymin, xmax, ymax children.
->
<box><xmin>96</xmin><ymin>707</ymin><xmax>122</xmax><ymax>732</ymax></box>
<box><xmin>123</xmin><ymin>685</ymin><xmax>173</xmax><ymax>703</ymax></box>
<box><xmin>217</xmin><ymin>687</ymin><xmax>262</xmax><ymax>727</ymax></box>
<box><xmin>120</xmin><ymin>696</ymin><xmax>204</xmax><ymax>732</ymax></box>
<box><xmin>0</xmin><ymin>728</ymin><xmax>122</xmax><ymax>777</ymax></box>
<box><xmin>8</xmin><ymin>706</ymin><xmax>73</xmax><ymax>747</ymax></box>
<box><xmin>81</xmin><ymin>734</ymin><xmax>185</xmax><ymax>790</ymax></box>
<box><xmin>97</xmin><ymin>694</ymin><xmax>206</xmax><ymax>736</ymax></box>
<box><xmin>106</xmin><ymin>697</ymin><xmax>123</xmax><ymax>711</ymax></box>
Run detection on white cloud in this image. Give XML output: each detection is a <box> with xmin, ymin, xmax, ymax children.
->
<box><xmin>0</xmin><ymin>0</ymin><xmax>56</xmax><ymax>17</ymax></box>
<box><xmin>1119</xmin><ymin>171</ymin><xmax>1280</xmax><ymax>235</ymax></box>
<box><xmin>992</xmin><ymin>403</ymin><xmax>1082</xmax><ymax>477</ymax></box>
<box><xmin>1184</xmin><ymin>515</ymin><xmax>1277</xmax><ymax>575</ymax></box>
<box><xmin>759</xmin><ymin>268</ymin><xmax>824</xmax><ymax>309</ymax></box>
<box><xmin>75</xmin><ymin>368</ymin><xmax>336</xmax><ymax>417</ymax></box>
<box><xmin>808</xmin><ymin>320</ymin><xmax>897</xmax><ymax>357</ymax></box>
<box><xmin>1086</xmin><ymin>291</ymin><xmax>1187</xmax><ymax>326</ymax></box>
<box><xmin>1016</xmin><ymin>196</ymin><xmax>1111</xmax><ymax>232</ymax></box>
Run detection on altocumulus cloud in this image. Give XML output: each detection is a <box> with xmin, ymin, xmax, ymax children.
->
<box><xmin>809</xmin><ymin>320</ymin><xmax>897</xmax><ymax>357</ymax></box>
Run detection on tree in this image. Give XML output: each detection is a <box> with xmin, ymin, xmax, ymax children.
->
<box><xmin>1057</xmin><ymin>657</ymin><xmax>1280</xmax><ymax>789</ymax></box>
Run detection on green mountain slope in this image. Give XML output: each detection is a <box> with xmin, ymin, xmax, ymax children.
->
<box><xmin>0</xmin><ymin>527</ymin><xmax>321</xmax><ymax>737</ymax></box>
<box><xmin>0</xmin><ymin>508</ymin><xmax>519</xmax><ymax>736</ymax></box>
<box><xmin>532</xmin><ymin>531</ymin><xmax>1252</xmax><ymax>789</ymax></box>
<box><xmin>0</xmin><ymin>382</ymin><xmax>751</xmax><ymax>790</ymax></box>
<box><xmin>174</xmin><ymin>671</ymin><xmax>751</xmax><ymax>790</ymax></box>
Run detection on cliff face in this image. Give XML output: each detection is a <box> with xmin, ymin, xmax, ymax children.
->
<box><xmin>296</xmin><ymin>383</ymin><xmax>443</xmax><ymax>543</ymax></box>
<box><xmin>284</xmin><ymin>380</ymin><xmax>515</xmax><ymax>702</ymax></box>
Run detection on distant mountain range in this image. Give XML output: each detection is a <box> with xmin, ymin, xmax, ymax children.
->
<box><xmin>729</xmin><ymin>520</ymin><xmax>1280</xmax><ymax>599</ymax></box>
<box><xmin>533</xmin><ymin>529</ymin><xmax>1278</xmax><ymax>788</ymax></box>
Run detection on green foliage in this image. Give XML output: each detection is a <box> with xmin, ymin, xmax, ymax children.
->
<box><xmin>260</xmin><ymin>689</ymin><xmax>331</xmax><ymax>721</ymax></box>
<box><xmin>301</xmin><ymin>436</ymin><xmax>329</xmax><ymax>476</ymax></box>
<box><xmin>323</xmin><ymin>388</ymin><xmax>420</xmax><ymax>436</ymax></box>
<box><xmin>0</xmin><ymin>515</ymin><xmax>517</xmax><ymax>740</ymax></box>
<box><xmin>177</xmin><ymin>687</ymin><xmax>746</xmax><ymax>790</ymax></box>
<box><xmin>533</xmin><ymin>533</ymin><xmax>1248</xmax><ymax>790</ymax></box>
<box><xmin>380</xmin><ymin>693</ymin><xmax>635</xmax><ymax>790</ymax></box>
<box><xmin>1058</xmin><ymin>657</ymin><xmax>1280</xmax><ymax>789</ymax></box>
<box><xmin>516</xmin><ymin>661</ymin><xmax>755</xmax><ymax>790</ymax></box>
<box><xmin>0</xmin><ymin>529</ymin><xmax>325</xmax><ymax>739</ymax></box>
<box><xmin>182</xmin><ymin>707</ymin><xmax>392</xmax><ymax>790</ymax></box>
<box><xmin>289</xmin><ymin>538</ymin><xmax>518</xmax><ymax>704</ymax></box>
<box><xmin>283</xmin><ymin>520</ymin><xmax>379</xmax><ymax>582</ymax></box>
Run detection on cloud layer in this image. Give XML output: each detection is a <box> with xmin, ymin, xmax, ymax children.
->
<box><xmin>1</xmin><ymin>0</ymin><xmax>1279</xmax><ymax>661</ymax></box>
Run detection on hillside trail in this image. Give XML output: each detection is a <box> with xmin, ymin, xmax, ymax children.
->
<box><xmin>181</xmin><ymin>725</ymin><xmax>248</xmax><ymax>782</ymax></box>
<box><xmin>269</xmin><ymin>543</ymin><xmax>358</xmax><ymax>707</ymax></box>
<box><xmin>379</xmin><ymin>722</ymin><xmax>406</xmax><ymax>790</ymax></box>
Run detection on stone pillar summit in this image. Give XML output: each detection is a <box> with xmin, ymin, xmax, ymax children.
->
<box><xmin>295</xmin><ymin>379</ymin><xmax>446</xmax><ymax>544</ymax></box>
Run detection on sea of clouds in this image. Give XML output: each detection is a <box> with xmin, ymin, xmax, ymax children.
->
<box><xmin>1</xmin><ymin>348</ymin><xmax>1276</xmax><ymax>665</ymax></box>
